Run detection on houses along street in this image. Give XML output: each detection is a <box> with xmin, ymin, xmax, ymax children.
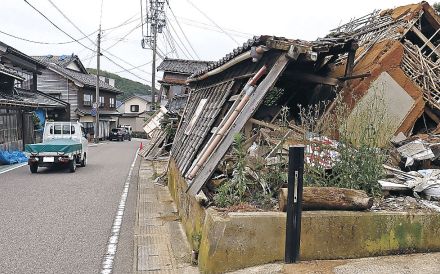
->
<box><xmin>0</xmin><ymin>140</ymin><xmax>140</xmax><ymax>274</ymax></box>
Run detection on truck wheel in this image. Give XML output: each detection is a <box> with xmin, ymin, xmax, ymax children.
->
<box><xmin>30</xmin><ymin>164</ymin><xmax>38</xmax><ymax>173</ymax></box>
<box><xmin>80</xmin><ymin>154</ymin><xmax>87</xmax><ymax>167</ymax></box>
<box><xmin>69</xmin><ymin>158</ymin><xmax>77</xmax><ymax>173</ymax></box>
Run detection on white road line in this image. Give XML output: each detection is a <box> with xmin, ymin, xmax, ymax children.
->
<box><xmin>0</xmin><ymin>163</ymin><xmax>27</xmax><ymax>175</ymax></box>
<box><xmin>100</xmin><ymin>148</ymin><xmax>139</xmax><ymax>274</ymax></box>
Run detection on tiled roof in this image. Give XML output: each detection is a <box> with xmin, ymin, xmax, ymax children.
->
<box><xmin>33</xmin><ymin>55</ymin><xmax>86</xmax><ymax>72</ymax></box>
<box><xmin>0</xmin><ymin>41</ymin><xmax>46</xmax><ymax>68</ymax></box>
<box><xmin>189</xmin><ymin>35</ymin><xmax>350</xmax><ymax>79</ymax></box>
<box><xmin>0</xmin><ymin>88</ymin><xmax>68</xmax><ymax>108</ymax></box>
<box><xmin>157</xmin><ymin>58</ymin><xmax>213</xmax><ymax>74</ymax></box>
<box><xmin>34</xmin><ymin>55</ymin><xmax>121</xmax><ymax>94</ymax></box>
<box><xmin>49</xmin><ymin>64</ymin><xmax>121</xmax><ymax>93</ymax></box>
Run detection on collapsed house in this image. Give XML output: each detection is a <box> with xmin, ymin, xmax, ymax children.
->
<box><xmin>169</xmin><ymin>36</ymin><xmax>358</xmax><ymax>195</ymax></box>
<box><xmin>166</xmin><ymin>2</ymin><xmax>440</xmax><ymax>205</ymax></box>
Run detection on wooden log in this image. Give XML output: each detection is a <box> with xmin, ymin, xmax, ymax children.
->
<box><xmin>279</xmin><ymin>187</ymin><xmax>373</xmax><ymax>211</ymax></box>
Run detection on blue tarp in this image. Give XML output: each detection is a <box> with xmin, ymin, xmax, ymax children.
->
<box><xmin>0</xmin><ymin>151</ymin><xmax>28</xmax><ymax>165</ymax></box>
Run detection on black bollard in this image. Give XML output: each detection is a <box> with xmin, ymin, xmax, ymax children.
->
<box><xmin>285</xmin><ymin>145</ymin><xmax>304</xmax><ymax>263</ymax></box>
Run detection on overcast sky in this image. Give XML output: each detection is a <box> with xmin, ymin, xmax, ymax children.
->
<box><xmin>0</xmin><ymin>0</ymin><xmax>431</xmax><ymax>87</ymax></box>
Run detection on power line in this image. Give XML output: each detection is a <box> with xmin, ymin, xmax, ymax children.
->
<box><xmin>140</xmin><ymin>0</ymin><xmax>145</xmax><ymax>37</ymax></box>
<box><xmin>45</xmin><ymin>0</ymin><xmax>154</xmax><ymax>78</ymax></box>
<box><xmin>46</xmin><ymin>0</ymin><xmax>97</xmax><ymax>48</ymax></box>
<box><xmin>186</xmin><ymin>0</ymin><xmax>240</xmax><ymax>46</ymax></box>
<box><xmin>102</xmin><ymin>13</ymin><xmax>140</xmax><ymax>34</ymax></box>
<box><xmin>23</xmin><ymin>0</ymin><xmax>96</xmax><ymax>52</ymax></box>
<box><xmin>176</xmin><ymin>16</ymin><xmax>254</xmax><ymax>38</ymax></box>
<box><xmin>166</xmin><ymin>3</ymin><xmax>200</xmax><ymax>59</ymax></box>
<box><xmin>166</xmin><ymin>19</ymin><xmax>192</xmax><ymax>59</ymax></box>
<box><xmin>113</xmin><ymin>60</ymin><xmax>152</xmax><ymax>73</ymax></box>
<box><xmin>0</xmin><ymin>28</ymin><xmax>98</xmax><ymax>45</ymax></box>
<box><xmin>24</xmin><ymin>0</ymin><xmax>151</xmax><ymax>84</ymax></box>
<box><xmin>163</xmin><ymin>28</ymin><xmax>178</xmax><ymax>58</ymax></box>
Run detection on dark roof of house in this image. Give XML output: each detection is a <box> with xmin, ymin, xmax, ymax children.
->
<box><xmin>0</xmin><ymin>41</ymin><xmax>46</xmax><ymax>68</ymax></box>
<box><xmin>189</xmin><ymin>35</ymin><xmax>351</xmax><ymax>79</ymax></box>
<box><xmin>48</xmin><ymin>63</ymin><xmax>121</xmax><ymax>93</ymax></box>
<box><xmin>0</xmin><ymin>64</ymin><xmax>24</xmax><ymax>80</ymax></box>
<box><xmin>0</xmin><ymin>88</ymin><xmax>68</xmax><ymax>108</ymax></box>
<box><xmin>34</xmin><ymin>55</ymin><xmax>121</xmax><ymax>93</ymax></box>
<box><xmin>157</xmin><ymin>58</ymin><xmax>213</xmax><ymax>75</ymax></box>
<box><xmin>123</xmin><ymin>93</ymin><xmax>152</xmax><ymax>103</ymax></box>
<box><xmin>33</xmin><ymin>54</ymin><xmax>87</xmax><ymax>73</ymax></box>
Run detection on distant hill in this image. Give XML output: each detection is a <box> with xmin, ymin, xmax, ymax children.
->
<box><xmin>87</xmin><ymin>68</ymin><xmax>151</xmax><ymax>100</ymax></box>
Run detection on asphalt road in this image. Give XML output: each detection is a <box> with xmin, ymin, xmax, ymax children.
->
<box><xmin>0</xmin><ymin>140</ymin><xmax>141</xmax><ymax>274</ymax></box>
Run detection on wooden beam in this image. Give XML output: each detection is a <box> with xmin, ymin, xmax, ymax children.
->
<box><xmin>186</xmin><ymin>54</ymin><xmax>290</xmax><ymax>195</ymax></box>
<box><xmin>425</xmin><ymin>106</ymin><xmax>440</xmax><ymax>124</ymax></box>
<box><xmin>411</xmin><ymin>26</ymin><xmax>440</xmax><ymax>57</ymax></box>
<box><xmin>249</xmin><ymin>118</ymin><xmax>282</xmax><ymax>131</ymax></box>
<box><xmin>283</xmin><ymin>71</ymin><xmax>340</xmax><ymax>86</ymax></box>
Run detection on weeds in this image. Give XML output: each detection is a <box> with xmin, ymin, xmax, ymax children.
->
<box><xmin>300</xmin><ymin>88</ymin><xmax>393</xmax><ymax>196</ymax></box>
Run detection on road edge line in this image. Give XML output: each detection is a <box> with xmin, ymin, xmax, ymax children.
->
<box><xmin>0</xmin><ymin>162</ymin><xmax>27</xmax><ymax>175</ymax></box>
<box><xmin>100</xmin><ymin>148</ymin><xmax>139</xmax><ymax>274</ymax></box>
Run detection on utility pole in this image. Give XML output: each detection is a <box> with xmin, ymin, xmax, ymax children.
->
<box><xmin>151</xmin><ymin>27</ymin><xmax>157</xmax><ymax>109</ymax></box>
<box><xmin>94</xmin><ymin>27</ymin><xmax>101</xmax><ymax>143</ymax></box>
<box><xmin>142</xmin><ymin>0</ymin><xmax>166</xmax><ymax>111</ymax></box>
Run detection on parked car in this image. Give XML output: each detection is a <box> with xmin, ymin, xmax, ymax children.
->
<box><xmin>109</xmin><ymin>128</ymin><xmax>130</xmax><ymax>141</ymax></box>
<box><xmin>122</xmin><ymin>125</ymin><xmax>133</xmax><ymax>136</ymax></box>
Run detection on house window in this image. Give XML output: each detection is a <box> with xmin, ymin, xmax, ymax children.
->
<box><xmin>84</xmin><ymin>94</ymin><xmax>93</xmax><ymax>106</ymax></box>
<box><xmin>130</xmin><ymin>105</ymin><xmax>139</xmax><ymax>112</ymax></box>
<box><xmin>109</xmin><ymin>97</ymin><xmax>115</xmax><ymax>108</ymax></box>
<box><xmin>99</xmin><ymin>96</ymin><xmax>105</xmax><ymax>108</ymax></box>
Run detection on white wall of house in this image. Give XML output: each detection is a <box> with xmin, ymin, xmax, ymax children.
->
<box><xmin>66</xmin><ymin>62</ymin><xmax>82</xmax><ymax>72</ymax></box>
<box><xmin>123</xmin><ymin>97</ymin><xmax>150</xmax><ymax>113</ymax></box>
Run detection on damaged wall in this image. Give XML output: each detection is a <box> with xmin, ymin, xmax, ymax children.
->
<box><xmin>331</xmin><ymin>40</ymin><xmax>425</xmax><ymax>138</ymax></box>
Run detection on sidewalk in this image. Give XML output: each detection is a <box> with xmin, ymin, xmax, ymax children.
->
<box><xmin>134</xmin><ymin>158</ymin><xmax>198</xmax><ymax>274</ymax></box>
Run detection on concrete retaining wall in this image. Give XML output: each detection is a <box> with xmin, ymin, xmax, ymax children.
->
<box><xmin>168</xmin><ymin>159</ymin><xmax>440</xmax><ymax>273</ymax></box>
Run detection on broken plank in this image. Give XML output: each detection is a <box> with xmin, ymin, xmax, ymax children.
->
<box><xmin>249</xmin><ymin>118</ymin><xmax>283</xmax><ymax>131</ymax></box>
<box><xmin>411</xmin><ymin>26</ymin><xmax>440</xmax><ymax>58</ymax></box>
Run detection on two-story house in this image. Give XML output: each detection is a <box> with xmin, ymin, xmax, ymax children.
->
<box><xmin>117</xmin><ymin>94</ymin><xmax>152</xmax><ymax>134</ymax></box>
<box><xmin>157</xmin><ymin>58</ymin><xmax>213</xmax><ymax>100</ymax></box>
<box><xmin>0</xmin><ymin>41</ymin><xmax>69</xmax><ymax>152</ymax></box>
<box><xmin>33</xmin><ymin>54</ymin><xmax>122</xmax><ymax>139</ymax></box>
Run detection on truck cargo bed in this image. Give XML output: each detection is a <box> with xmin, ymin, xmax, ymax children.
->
<box><xmin>25</xmin><ymin>139</ymin><xmax>82</xmax><ymax>154</ymax></box>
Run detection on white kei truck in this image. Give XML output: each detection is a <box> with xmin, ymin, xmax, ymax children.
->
<box><xmin>25</xmin><ymin>122</ymin><xmax>88</xmax><ymax>173</ymax></box>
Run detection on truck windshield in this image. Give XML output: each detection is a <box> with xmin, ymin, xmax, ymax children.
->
<box><xmin>49</xmin><ymin>125</ymin><xmax>76</xmax><ymax>134</ymax></box>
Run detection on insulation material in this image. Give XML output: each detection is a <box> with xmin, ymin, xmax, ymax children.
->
<box><xmin>143</xmin><ymin>106</ymin><xmax>168</xmax><ymax>138</ymax></box>
<box><xmin>345</xmin><ymin>72</ymin><xmax>417</xmax><ymax>147</ymax></box>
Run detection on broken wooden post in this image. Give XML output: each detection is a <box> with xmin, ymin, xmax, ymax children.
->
<box><xmin>279</xmin><ymin>187</ymin><xmax>373</xmax><ymax>211</ymax></box>
<box><xmin>285</xmin><ymin>145</ymin><xmax>304</xmax><ymax>264</ymax></box>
